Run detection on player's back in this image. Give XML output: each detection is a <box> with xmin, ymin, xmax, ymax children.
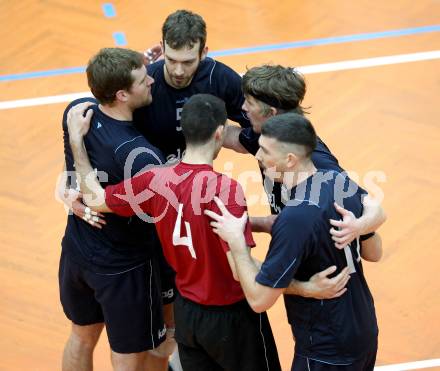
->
<box><xmin>281</xmin><ymin>170</ymin><xmax>378</xmax><ymax>363</ymax></box>
<box><xmin>62</xmin><ymin>98</ymin><xmax>163</xmax><ymax>273</ymax></box>
<box><xmin>146</xmin><ymin>162</ymin><xmax>253</xmax><ymax>306</ymax></box>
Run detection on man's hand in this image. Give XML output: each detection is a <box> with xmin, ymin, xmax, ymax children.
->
<box><xmin>58</xmin><ymin>187</ymin><xmax>107</xmax><ymax>229</ymax></box>
<box><xmin>204</xmin><ymin>196</ymin><xmax>247</xmax><ymax>247</ymax></box>
<box><xmin>329</xmin><ymin>202</ymin><xmax>361</xmax><ymax>249</ymax></box>
<box><xmin>143</xmin><ymin>44</ymin><xmax>163</xmax><ymax>65</ymax></box>
<box><xmin>71</xmin><ymin>195</ymin><xmax>107</xmax><ymax>229</ymax></box>
<box><xmin>67</xmin><ymin>102</ymin><xmax>94</xmax><ymax>143</ymax></box>
<box><xmin>299</xmin><ymin>266</ymin><xmax>350</xmax><ymax>299</ymax></box>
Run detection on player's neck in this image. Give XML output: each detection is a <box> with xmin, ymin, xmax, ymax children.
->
<box><xmin>283</xmin><ymin>162</ymin><xmax>317</xmax><ymax>189</ymax></box>
<box><xmin>182</xmin><ymin>144</ymin><xmax>215</xmax><ymax>166</ymax></box>
<box><xmin>99</xmin><ymin>104</ymin><xmax>133</xmax><ymax>122</ymax></box>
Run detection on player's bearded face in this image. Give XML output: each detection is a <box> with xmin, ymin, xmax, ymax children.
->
<box><xmin>163</xmin><ymin>41</ymin><xmax>206</xmax><ymax>89</ymax></box>
<box><xmin>128</xmin><ymin>66</ymin><xmax>154</xmax><ymax>108</ymax></box>
<box><xmin>255</xmin><ymin>135</ymin><xmax>286</xmax><ymax>182</ymax></box>
<box><xmin>242</xmin><ymin>95</ymin><xmax>270</xmax><ymax>134</ymax></box>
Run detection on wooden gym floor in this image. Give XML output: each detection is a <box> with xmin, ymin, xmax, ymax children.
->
<box><xmin>0</xmin><ymin>1</ymin><xmax>439</xmax><ymax>369</ymax></box>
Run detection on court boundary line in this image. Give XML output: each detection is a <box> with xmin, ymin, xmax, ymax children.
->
<box><xmin>209</xmin><ymin>24</ymin><xmax>440</xmax><ymax>58</ymax></box>
<box><xmin>374</xmin><ymin>358</ymin><xmax>440</xmax><ymax>370</ymax></box>
<box><xmin>1</xmin><ymin>50</ymin><xmax>439</xmax><ymax>110</ymax></box>
<box><xmin>1</xmin><ymin>24</ymin><xmax>439</xmax><ymax>82</ymax></box>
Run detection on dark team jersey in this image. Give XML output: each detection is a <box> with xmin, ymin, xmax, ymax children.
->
<box><xmin>256</xmin><ymin>171</ymin><xmax>378</xmax><ymax>364</ymax></box>
<box><xmin>133</xmin><ymin>57</ymin><xmax>250</xmax><ymax>161</ymax></box>
<box><xmin>104</xmin><ymin>162</ymin><xmax>255</xmax><ymax>305</ymax></box>
<box><xmin>62</xmin><ymin>97</ymin><xmax>165</xmax><ymax>274</ymax></box>
<box><xmin>240</xmin><ymin>126</ymin><xmax>343</xmax><ymax>214</ymax></box>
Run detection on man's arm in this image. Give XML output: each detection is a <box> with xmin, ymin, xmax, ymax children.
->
<box><xmin>330</xmin><ymin>196</ymin><xmax>386</xmax><ymax>249</ymax></box>
<box><xmin>250</xmin><ymin>253</ymin><xmax>350</xmax><ymax>300</ymax></box>
<box><xmin>249</xmin><ymin>212</ymin><xmax>351</xmax><ymax>299</ymax></box>
<box><xmin>226</xmin><ymin>251</ymin><xmax>240</xmax><ymax>281</ymax></box>
<box><xmin>360</xmin><ymin>233</ymin><xmax>383</xmax><ymax>262</ymax></box>
<box><xmin>143</xmin><ymin>44</ymin><xmax>163</xmax><ymax>65</ymax></box>
<box><xmin>358</xmin><ymin>195</ymin><xmax>387</xmax><ymax>233</ymax></box>
<box><xmin>66</xmin><ymin>102</ymin><xmax>111</xmax><ymax>213</ymax></box>
<box><xmin>55</xmin><ymin>162</ymin><xmax>107</xmax><ymax>228</ymax></box>
<box><xmin>205</xmin><ymin>197</ymin><xmax>284</xmax><ymax>313</ymax></box>
<box><xmin>55</xmin><ymin>162</ymin><xmax>78</xmax><ymax>210</ymax></box>
<box><xmin>249</xmin><ymin>215</ymin><xmax>277</xmax><ymax>233</ymax></box>
<box><xmin>222</xmin><ymin>125</ymin><xmax>248</xmax><ymax>153</ymax></box>
<box><xmin>285</xmin><ymin>266</ymin><xmax>350</xmax><ymax>299</ymax></box>
<box><xmin>229</xmin><ymin>241</ymin><xmax>282</xmax><ymax>312</ymax></box>
<box><xmin>209</xmin><ymin>201</ymin><xmax>351</xmax><ymax>302</ymax></box>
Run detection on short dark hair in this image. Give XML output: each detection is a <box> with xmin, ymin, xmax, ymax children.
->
<box><xmin>162</xmin><ymin>10</ymin><xmax>207</xmax><ymax>54</ymax></box>
<box><xmin>262</xmin><ymin>113</ymin><xmax>317</xmax><ymax>157</ymax></box>
<box><xmin>86</xmin><ymin>48</ymin><xmax>144</xmax><ymax>104</ymax></box>
<box><xmin>181</xmin><ymin>94</ymin><xmax>227</xmax><ymax>145</ymax></box>
<box><xmin>242</xmin><ymin>65</ymin><xmax>306</xmax><ymax>114</ymax></box>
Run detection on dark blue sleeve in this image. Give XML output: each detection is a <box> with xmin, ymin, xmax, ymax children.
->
<box><xmin>238</xmin><ymin>127</ymin><xmax>260</xmax><ymax>155</ymax></box>
<box><xmin>312</xmin><ymin>138</ymin><xmax>343</xmax><ymax>173</ymax></box>
<box><xmin>360</xmin><ymin>232</ymin><xmax>375</xmax><ymax>241</ymax></box>
<box><xmin>220</xmin><ymin>64</ymin><xmax>250</xmax><ymax>128</ymax></box>
<box><xmin>256</xmin><ymin>208</ymin><xmax>315</xmax><ymax>288</ymax></box>
<box><xmin>333</xmin><ymin>173</ymin><xmax>373</xmax><ymax>241</ymax></box>
<box><xmin>62</xmin><ymin>97</ymin><xmax>98</xmax><ymax>185</ymax></box>
<box><xmin>113</xmin><ymin>137</ymin><xmax>166</xmax><ymax>177</ymax></box>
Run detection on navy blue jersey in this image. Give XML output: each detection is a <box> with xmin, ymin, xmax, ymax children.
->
<box><xmin>249</xmin><ymin>131</ymin><xmax>342</xmax><ymax>214</ymax></box>
<box><xmin>133</xmin><ymin>57</ymin><xmax>250</xmax><ymax>161</ymax></box>
<box><xmin>62</xmin><ymin>97</ymin><xmax>166</xmax><ymax>274</ymax></box>
<box><xmin>256</xmin><ymin>171</ymin><xmax>378</xmax><ymax>364</ymax></box>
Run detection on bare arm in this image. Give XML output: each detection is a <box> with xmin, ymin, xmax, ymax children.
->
<box><xmin>55</xmin><ymin>162</ymin><xmax>106</xmax><ymax>228</ymax></box>
<box><xmin>360</xmin><ymin>233</ymin><xmax>383</xmax><ymax>262</ymax></box>
<box><xmin>205</xmin><ymin>198</ymin><xmax>284</xmax><ymax>313</ymax></box>
<box><xmin>55</xmin><ymin>162</ymin><xmax>78</xmax><ymax>210</ymax></box>
<box><xmin>284</xmin><ymin>266</ymin><xmax>350</xmax><ymax>299</ymax></box>
<box><xmin>358</xmin><ymin>195</ymin><xmax>387</xmax><ymax>234</ymax></box>
<box><xmin>249</xmin><ymin>215</ymin><xmax>277</xmax><ymax>233</ymax></box>
<box><xmin>227</xmin><ymin>249</ymin><xmax>262</xmax><ymax>282</ymax></box>
<box><xmin>226</xmin><ymin>251</ymin><xmax>239</xmax><ymax>281</ymax></box>
<box><xmin>66</xmin><ymin>102</ymin><xmax>111</xmax><ymax>213</ymax></box>
<box><xmin>230</xmin><ymin>244</ymin><xmax>282</xmax><ymax>312</ymax></box>
<box><xmin>330</xmin><ymin>196</ymin><xmax>386</xmax><ymax>249</ymax></box>
<box><xmin>222</xmin><ymin>125</ymin><xmax>248</xmax><ymax>154</ymax></box>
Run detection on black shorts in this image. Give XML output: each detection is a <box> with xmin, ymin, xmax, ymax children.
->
<box><xmin>292</xmin><ymin>339</ymin><xmax>377</xmax><ymax>371</ymax></box>
<box><xmin>58</xmin><ymin>251</ymin><xmax>166</xmax><ymax>353</ymax></box>
<box><xmin>153</xmin><ymin>242</ymin><xmax>177</xmax><ymax>305</ymax></box>
<box><xmin>174</xmin><ymin>294</ymin><xmax>281</xmax><ymax>371</ymax></box>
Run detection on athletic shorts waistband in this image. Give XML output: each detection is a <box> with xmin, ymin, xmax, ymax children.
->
<box><xmin>177</xmin><ymin>293</ymin><xmax>249</xmax><ymax>312</ymax></box>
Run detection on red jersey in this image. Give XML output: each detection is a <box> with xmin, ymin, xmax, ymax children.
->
<box><xmin>105</xmin><ymin>162</ymin><xmax>255</xmax><ymax>305</ymax></box>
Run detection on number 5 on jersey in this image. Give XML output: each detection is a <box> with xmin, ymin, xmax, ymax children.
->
<box><xmin>173</xmin><ymin>203</ymin><xmax>196</xmax><ymax>259</ymax></box>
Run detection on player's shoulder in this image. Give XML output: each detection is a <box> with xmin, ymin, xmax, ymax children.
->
<box><xmin>280</xmin><ymin>174</ymin><xmax>336</xmax><ymax>223</ymax></box>
<box><xmin>308</xmin><ymin>169</ymin><xmax>364</xmax><ymax>218</ymax></box>
<box><xmin>272</xmin><ymin>201</ymin><xmax>321</xmax><ymax>244</ymax></box>
<box><xmin>64</xmin><ymin>96</ymin><xmax>97</xmax><ymax>111</ymax></box>
<box><xmin>198</xmin><ymin>57</ymin><xmax>240</xmax><ymax>80</ymax></box>
<box><xmin>211</xmin><ymin>169</ymin><xmax>240</xmax><ymax>188</ymax></box>
<box><xmin>313</xmin><ymin>138</ymin><xmax>342</xmax><ymax>172</ymax></box>
<box><xmin>212</xmin><ymin>172</ymin><xmax>246</xmax><ymax>207</ymax></box>
<box><xmin>114</xmin><ymin>133</ymin><xmax>165</xmax><ymax>164</ymax></box>
<box><xmin>146</xmin><ymin>60</ymin><xmax>164</xmax><ymax>76</ymax></box>
<box><xmin>62</xmin><ymin>97</ymin><xmax>98</xmax><ymax>128</ymax></box>
<box><xmin>280</xmin><ymin>198</ymin><xmax>321</xmax><ymax>222</ymax></box>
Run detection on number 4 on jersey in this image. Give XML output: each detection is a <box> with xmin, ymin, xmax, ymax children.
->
<box><xmin>173</xmin><ymin>203</ymin><xmax>196</xmax><ymax>259</ymax></box>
